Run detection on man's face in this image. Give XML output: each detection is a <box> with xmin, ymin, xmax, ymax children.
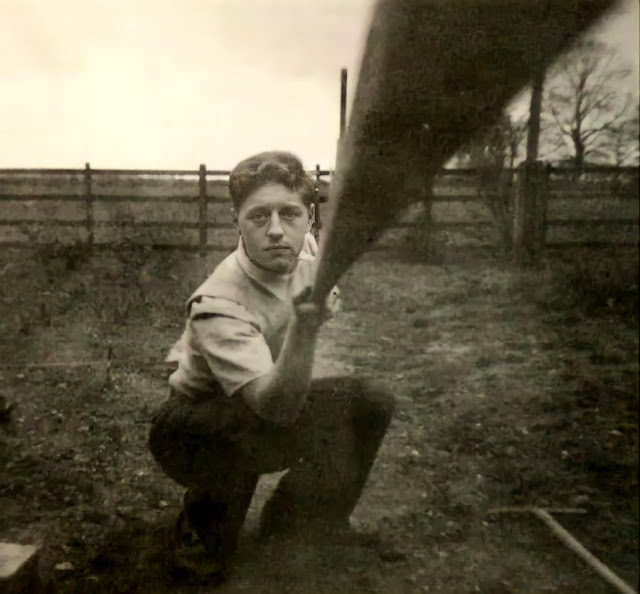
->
<box><xmin>236</xmin><ymin>183</ymin><xmax>313</xmax><ymax>273</ymax></box>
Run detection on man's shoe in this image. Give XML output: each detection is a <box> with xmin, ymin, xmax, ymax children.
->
<box><xmin>168</xmin><ymin>543</ymin><xmax>230</xmax><ymax>586</ymax></box>
<box><xmin>173</xmin><ymin>510</ymin><xmax>200</xmax><ymax>548</ymax></box>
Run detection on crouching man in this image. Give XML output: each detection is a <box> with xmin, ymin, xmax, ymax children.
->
<box><xmin>149</xmin><ymin>151</ymin><xmax>394</xmax><ymax>580</ymax></box>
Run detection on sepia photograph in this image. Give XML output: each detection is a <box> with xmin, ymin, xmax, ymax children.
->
<box><xmin>1</xmin><ymin>1</ymin><xmax>638</xmax><ymax>592</ymax></box>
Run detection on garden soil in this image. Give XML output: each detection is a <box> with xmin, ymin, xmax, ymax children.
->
<box><xmin>0</xmin><ymin>246</ymin><xmax>637</xmax><ymax>593</ymax></box>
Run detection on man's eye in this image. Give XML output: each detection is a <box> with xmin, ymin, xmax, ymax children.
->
<box><xmin>250</xmin><ymin>212</ymin><xmax>269</xmax><ymax>221</ymax></box>
<box><xmin>281</xmin><ymin>209</ymin><xmax>301</xmax><ymax>219</ymax></box>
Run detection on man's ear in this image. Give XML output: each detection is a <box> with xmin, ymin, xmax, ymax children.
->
<box><xmin>232</xmin><ymin>208</ymin><xmax>240</xmax><ymax>234</ymax></box>
<box><xmin>307</xmin><ymin>204</ymin><xmax>315</xmax><ymax>232</ymax></box>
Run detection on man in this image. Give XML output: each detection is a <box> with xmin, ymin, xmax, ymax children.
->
<box><xmin>149</xmin><ymin>151</ymin><xmax>394</xmax><ymax>580</ymax></box>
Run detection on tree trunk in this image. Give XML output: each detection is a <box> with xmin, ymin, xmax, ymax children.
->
<box><xmin>573</xmin><ymin>136</ymin><xmax>585</xmax><ymax>170</ymax></box>
<box><xmin>513</xmin><ymin>162</ymin><xmax>548</xmax><ymax>265</ymax></box>
<box><xmin>526</xmin><ymin>60</ymin><xmax>545</xmax><ymax>163</ymax></box>
<box><xmin>515</xmin><ymin>57</ymin><xmax>546</xmax><ymax>266</ymax></box>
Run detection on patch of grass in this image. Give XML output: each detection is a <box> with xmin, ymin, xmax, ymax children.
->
<box><xmin>33</xmin><ymin>240</ymin><xmax>93</xmax><ymax>273</ymax></box>
<box><xmin>537</xmin><ymin>247</ymin><xmax>638</xmax><ymax>321</ymax></box>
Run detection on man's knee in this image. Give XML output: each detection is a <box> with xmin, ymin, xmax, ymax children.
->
<box><xmin>360</xmin><ymin>379</ymin><xmax>395</xmax><ymax>423</ymax></box>
<box><xmin>345</xmin><ymin>378</ymin><xmax>395</xmax><ymax>432</ymax></box>
<box><xmin>148</xmin><ymin>404</ymin><xmax>170</xmax><ymax>464</ymax></box>
<box><xmin>306</xmin><ymin>376</ymin><xmax>394</xmax><ymax>435</ymax></box>
<box><xmin>148</xmin><ymin>399</ymin><xmax>194</xmax><ymax>487</ymax></box>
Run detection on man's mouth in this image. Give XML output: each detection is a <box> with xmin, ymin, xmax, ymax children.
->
<box><xmin>265</xmin><ymin>245</ymin><xmax>290</xmax><ymax>252</ymax></box>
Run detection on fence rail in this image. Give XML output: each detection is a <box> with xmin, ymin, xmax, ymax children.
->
<box><xmin>0</xmin><ymin>163</ymin><xmax>637</xmax><ymax>254</ymax></box>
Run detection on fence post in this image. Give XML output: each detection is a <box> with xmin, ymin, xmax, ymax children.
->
<box><xmin>313</xmin><ymin>164</ymin><xmax>322</xmax><ymax>242</ymax></box>
<box><xmin>198</xmin><ymin>164</ymin><xmax>208</xmax><ymax>256</ymax></box>
<box><xmin>403</xmin><ymin>167</ymin><xmax>433</xmax><ymax>261</ymax></box>
<box><xmin>538</xmin><ymin>164</ymin><xmax>549</xmax><ymax>249</ymax></box>
<box><xmin>84</xmin><ymin>162</ymin><xmax>94</xmax><ymax>248</ymax></box>
<box><xmin>420</xmin><ymin>183</ymin><xmax>434</xmax><ymax>259</ymax></box>
<box><xmin>339</xmin><ymin>68</ymin><xmax>347</xmax><ymax>137</ymax></box>
<box><xmin>513</xmin><ymin>160</ymin><xmax>547</xmax><ymax>265</ymax></box>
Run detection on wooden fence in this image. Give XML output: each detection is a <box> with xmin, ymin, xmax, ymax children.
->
<box><xmin>0</xmin><ymin>164</ymin><xmax>330</xmax><ymax>255</ymax></box>
<box><xmin>0</xmin><ymin>163</ymin><xmax>637</xmax><ymax>254</ymax></box>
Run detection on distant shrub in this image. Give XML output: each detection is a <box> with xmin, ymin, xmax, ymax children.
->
<box><xmin>545</xmin><ymin>247</ymin><xmax>638</xmax><ymax>320</ymax></box>
<box><xmin>34</xmin><ymin>240</ymin><xmax>92</xmax><ymax>272</ymax></box>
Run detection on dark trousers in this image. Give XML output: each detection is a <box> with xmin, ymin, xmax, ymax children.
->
<box><xmin>148</xmin><ymin>377</ymin><xmax>394</xmax><ymax>561</ymax></box>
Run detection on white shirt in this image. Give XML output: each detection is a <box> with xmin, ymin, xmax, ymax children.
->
<box><xmin>167</xmin><ymin>239</ymin><xmax>337</xmax><ymax>399</ymax></box>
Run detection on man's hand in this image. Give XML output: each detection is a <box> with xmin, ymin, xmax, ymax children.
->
<box><xmin>327</xmin><ymin>286</ymin><xmax>341</xmax><ymax>314</ymax></box>
<box><xmin>292</xmin><ymin>286</ymin><xmax>329</xmax><ymax>331</ymax></box>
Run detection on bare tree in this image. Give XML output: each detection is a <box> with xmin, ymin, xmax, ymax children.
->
<box><xmin>600</xmin><ymin>107</ymin><xmax>640</xmax><ymax>167</ymax></box>
<box><xmin>457</xmin><ymin>114</ymin><xmax>527</xmax><ymax>170</ymax></box>
<box><xmin>543</xmin><ymin>39</ymin><xmax>635</xmax><ymax>169</ymax></box>
<box><xmin>456</xmin><ymin>114</ymin><xmax>527</xmax><ymax>250</ymax></box>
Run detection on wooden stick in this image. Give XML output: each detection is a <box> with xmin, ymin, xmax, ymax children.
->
<box><xmin>533</xmin><ymin>508</ymin><xmax>637</xmax><ymax>594</ymax></box>
<box><xmin>488</xmin><ymin>507</ymin><xmax>637</xmax><ymax>594</ymax></box>
<box><xmin>0</xmin><ymin>359</ymin><xmax>172</xmax><ymax>370</ymax></box>
<box><xmin>0</xmin><ymin>361</ymin><xmax>107</xmax><ymax>370</ymax></box>
<box><xmin>488</xmin><ymin>507</ymin><xmax>586</xmax><ymax>515</ymax></box>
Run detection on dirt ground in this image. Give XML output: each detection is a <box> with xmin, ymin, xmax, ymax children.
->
<box><xmin>0</xmin><ymin>244</ymin><xmax>637</xmax><ymax>593</ymax></box>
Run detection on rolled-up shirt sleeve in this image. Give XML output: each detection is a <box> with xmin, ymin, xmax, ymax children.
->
<box><xmin>188</xmin><ymin>297</ymin><xmax>273</xmax><ymax>397</ymax></box>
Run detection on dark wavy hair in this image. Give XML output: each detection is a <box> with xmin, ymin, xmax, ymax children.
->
<box><xmin>229</xmin><ymin>151</ymin><xmax>315</xmax><ymax>211</ymax></box>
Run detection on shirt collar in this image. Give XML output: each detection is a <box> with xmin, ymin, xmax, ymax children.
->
<box><xmin>235</xmin><ymin>238</ymin><xmax>299</xmax><ymax>302</ymax></box>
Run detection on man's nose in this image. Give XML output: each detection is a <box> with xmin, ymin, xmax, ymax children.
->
<box><xmin>267</xmin><ymin>212</ymin><xmax>284</xmax><ymax>238</ymax></box>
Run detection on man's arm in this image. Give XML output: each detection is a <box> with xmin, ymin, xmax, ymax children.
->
<box><xmin>237</xmin><ymin>287</ymin><xmax>325</xmax><ymax>426</ymax></box>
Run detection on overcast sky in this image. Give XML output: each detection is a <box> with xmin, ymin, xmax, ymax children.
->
<box><xmin>1</xmin><ymin>0</ymin><xmax>637</xmax><ymax>171</ymax></box>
